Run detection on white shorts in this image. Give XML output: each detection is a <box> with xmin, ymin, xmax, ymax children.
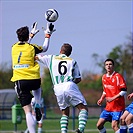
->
<box><xmin>53</xmin><ymin>81</ymin><xmax>87</xmax><ymax>110</ymax></box>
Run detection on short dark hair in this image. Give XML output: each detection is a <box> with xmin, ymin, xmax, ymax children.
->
<box><xmin>61</xmin><ymin>43</ymin><xmax>72</xmax><ymax>56</ymax></box>
<box><xmin>104</xmin><ymin>58</ymin><xmax>114</xmax><ymax>66</ymax></box>
<box><xmin>16</xmin><ymin>26</ymin><xmax>29</xmax><ymax>42</ymax></box>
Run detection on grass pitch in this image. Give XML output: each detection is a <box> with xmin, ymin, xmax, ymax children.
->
<box><xmin>0</xmin><ymin>119</ymin><xmax>114</xmax><ymax>133</ymax></box>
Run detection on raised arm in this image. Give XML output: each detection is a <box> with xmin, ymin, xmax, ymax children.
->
<box><xmin>28</xmin><ymin>22</ymin><xmax>55</xmax><ymax>52</ymax></box>
<box><xmin>42</xmin><ymin>23</ymin><xmax>55</xmax><ymax>52</ymax></box>
<box><xmin>28</xmin><ymin>22</ymin><xmax>39</xmax><ymax>43</ymax></box>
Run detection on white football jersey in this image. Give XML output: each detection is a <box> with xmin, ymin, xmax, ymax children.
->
<box><xmin>38</xmin><ymin>54</ymin><xmax>81</xmax><ymax>85</ymax></box>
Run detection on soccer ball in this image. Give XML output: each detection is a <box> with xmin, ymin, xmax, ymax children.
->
<box><xmin>45</xmin><ymin>9</ymin><xmax>59</xmax><ymax>22</ymax></box>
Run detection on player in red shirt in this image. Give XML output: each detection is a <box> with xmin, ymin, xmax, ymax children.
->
<box><xmin>96</xmin><ymin>58</ymin><xmax>127</xmax><ymax>133</ymax></box>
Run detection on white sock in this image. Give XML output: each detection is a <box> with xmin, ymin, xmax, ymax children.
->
<box><xmin>32</xmin><ymin>88</ymin><xmax>41</xmax><ymax>104</ymax></box>
<box><xmin>24</xmin><ymin>128</ymin><xmax>29</xmax><ymax>133</ymax></box>
<box><xmin>115</xmin><ymin>129</ymin><xmax>120</xmax><ymax>133</ymax></box>
<box><xmin>26</xmin><ymin>112</ymin><xmax>36</xmax><ymax>133</ymax></box>
<box><xmin>99</xmin><ymin>127</ymin><xmax>106</xmax><ymax>133</ymax></box>
<box><xmin>128</xmin><ymin>123</ymin><xmax>133</xmax><ymax>129</ymax></box>
<box><xmin>38</xmin><ymin>127</ymin><xmax>42</xmax><ymax>133</ymax></box>
<box><xmin>32</xmin><ymin>114</ymin><xmax>36</xmax><ymax>122</ymax></box>
<box><xmin>120</xmin><ymin>125</ymin><xmax>127</xmax><ymax>129</ymax></box>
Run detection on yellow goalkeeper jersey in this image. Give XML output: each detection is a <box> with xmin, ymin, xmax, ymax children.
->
<box><xmin>11</xmin><ymin>42</ymin><xmax>43</xmax><ymax>82</ymax></box>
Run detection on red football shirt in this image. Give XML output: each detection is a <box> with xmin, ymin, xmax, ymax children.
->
<box><xmin>102</xmin><ymin>71</ymin><xmax>127</xmax><ymax>111</ymax></box>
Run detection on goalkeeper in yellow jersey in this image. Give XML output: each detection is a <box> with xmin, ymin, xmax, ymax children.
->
<box><xmin>11</xmin><ymin>22</ymin><xmax>55</xmax><ymax>133</ymax></box>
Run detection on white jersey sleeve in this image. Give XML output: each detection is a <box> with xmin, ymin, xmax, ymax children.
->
<box><xmin>38</xmin><ymin>54</ymin><xmax>81</xmax><ymax>85</ymax></box>
<box><xmin>37</xmin><ymin>54</ymin><xmax>52</xmax><ymax>67</ymax></box>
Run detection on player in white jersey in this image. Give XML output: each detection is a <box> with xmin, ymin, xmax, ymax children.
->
<box><xmin>35</xmin><ymin>43</ymin><xmax>88</xmax><ymax>133</ymax></box>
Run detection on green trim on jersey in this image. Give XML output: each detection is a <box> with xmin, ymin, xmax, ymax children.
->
<box><xmin>48</xmin><ymin>54</ymin><xmax>77</xmax><ymax>85</ymax></box>
<box><xmin>49</xmin><ymin>55</ymin><xmax>55</xmax><ymax>85</ymax></box>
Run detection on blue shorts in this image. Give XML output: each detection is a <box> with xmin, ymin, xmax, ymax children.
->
<box><xmin>100</xmin><ymin>110</ymin><xmax>123</xmax><ymax>122</ymax></box>
<box><xmin>125</xmin><ymin>102</ymin><xmax>133</xmax><ymax>115</ymax></box>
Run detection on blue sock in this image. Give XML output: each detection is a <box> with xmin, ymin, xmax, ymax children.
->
<box><xmin>99</xmin><ymin>127</ymin><xmax>106</xmax><ymax>133</ymax></box>
<box><xmin>129</xmin><ymin>129</ymin><xmax>133</xmax><ymax>133</ymax></box>
<box><xmin>128</xmin><ymin>123</ymin><xmax>133</xmax><ymax>133</ymax></box>
<box><xmin>120</xmin><ymin>125</ymin><xmax>127</xmax><ymax>133</ymax></box>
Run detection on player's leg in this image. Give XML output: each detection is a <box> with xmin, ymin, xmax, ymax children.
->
<box><xmin>15</xmin><ymin>80</ymin><xmax>36</xmax><ymax>133</ymax></box>
<box><xmin>24</xmin><ymin>102</ymin><xmax>43</xmax><ymax>133</ymax></box>
<box><xmin>37</xmin><ymin>113</ymin><xmax>44</xmax><ymax>133</ymax></box>
<box><xmin>24</xmin><ymin>128</ymin><xmax>29</xmax><ymax>133</ymax></box>
<box><xmin>25</xmin><ymin>98</ymin><xmax>39</xmax><ymax>133</ymax></box>
<box><xmin>38</xmin><ymin>122</ymin><xmax>43</xmax><ymax>133</ymax></box>
<box><xmin>96</xmin><ymin>110</ymin><xmax>109</xmax><ymax>133</ymax></box>
<box><xmin>55</xmin><ymin>87</ymin><xmax>69</xmax><ymax>133</ymax></box>
<box><xmin>37</xmin><ymin>98</ymin><xmax>45</xmax><ymax>133</ymax></box>
<box><xmin>23</xmin><ymin>104</ymin><xmax>36</xmax><ymax>133</ymax></box>
<box><xmin>125</xmin><ymin>113</ymin><xmax>133</xmax><ymax>133</ymax></box>
<box><xmin>124</xmin><ymin>103</ymin><xmax>133</xmax><ymax>133</ymax></box>
<box><xmin>32</xmin><ymin>88</ymin><xmax>41</xmax><ymax>105</ymax></box>
<box><xmin>120</xmin><ymin>110</ymin><xmax>129</xmax><ymax>133</ymax></box>
<box><xmin>75</xmin><ymin>103</ymin><xmax>88</xmax><ymax>133</ymax></box>
<box><xmin>67</xmin><ymin>82</ymin><xmax>88</xmax><ymax>133</ymax></box>
<box><xmin>111</xmin><ymin>111</ymin><xmax>124</xmax><ymax>133</ymax></box>
<box><xmin>97</xmin><ymin>118</ymin><xmax>106</xmax><ymax>133</ymax></box>
<box><xmin>60</xmin><ymin>107</ymin><xmax>69</xmax><ymax>133</ymax></box>
<box><xmin>32</xmin><ymin>79</ymin><xmax>42</xmax><ymax>121</ymax></box>
<box><xmin>25</xmin><ymin>111</ymin><xmax>37</xmax><ymax>133</ymax></box>
<box><xmin>31</xmin><ymin>98</ymin><xmax>38</xmax><ymax>122</ymax></box>
<box><xmin>127</xmin><ymin>123</ymin><xmax>133</xmax><ymax>133</ymax></box>
<box><xmin>111</xmin><ymin>120</ymin><xmax>120</xmax><ymax>133</ymax></box>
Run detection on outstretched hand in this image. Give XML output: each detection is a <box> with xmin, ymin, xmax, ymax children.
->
<box><xmin>42</xmin><ymin>23</ymin><xmax>56</xmax><ymax>37</ymax></box>
<box><xmin>30</xmin><ymin>22</ymin><xmax>39</xmax><ymax>38</ymax></box>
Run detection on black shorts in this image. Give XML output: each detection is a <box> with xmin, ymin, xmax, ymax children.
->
<box><xmin>14</xmin><ymin>79</ymin><xmax>41</xmax><ymax>107</ymax></box>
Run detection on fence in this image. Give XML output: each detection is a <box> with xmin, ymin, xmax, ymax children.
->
<box><xmin>0</xmin><ymin>89</ymin><xmax>16</xmax><ymax>119</ymax></box>
<box><xmin>0</xmin><ymin>104</ymin><xmax>104</xmax><ymax>120</ymax></box>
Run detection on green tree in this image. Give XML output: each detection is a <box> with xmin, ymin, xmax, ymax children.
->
<box><xmin>92</xmin><ymin>33</ymin><xmax>133</xmax><ymax>92</ymax></box>
<box><xmin>41</xmin><ymin>68</ymin><xmax>57</xmax><ymax>106</ymax></box>
<box><xmin>107</xmin><ymin>44</ymin><xmax>132</xmax><ymax>76</ymax></box>
<box><xmin>92</xmin><ymin>33</ymin><xmax>132</xmax><ymax>74</ymax></box>
<box><xmin>0</xmin><ymin>63</ymin><xmax>14</xmax><ymax>89</ymax></box>
<box><xmin>79</xmin><ymin>71</ymin><xmax>102</xmax><ymax>90</ymax></box>
<box><xmin>107</xmin><ymin>35</ymin><xmax>132</xmax><ymax>92</ymax></box>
